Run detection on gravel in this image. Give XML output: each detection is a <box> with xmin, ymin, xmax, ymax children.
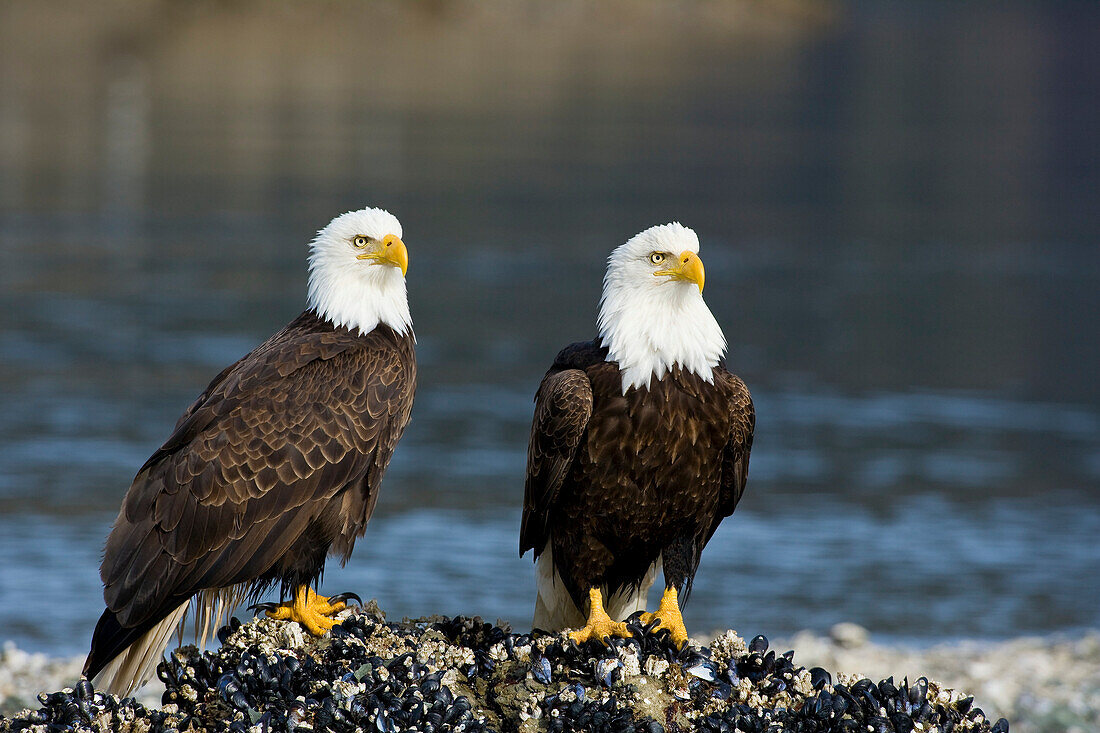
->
<box><xmin>1</xmin><ymin>605</ymin><xmax>1088</xmax><ymax>732</ymax></box>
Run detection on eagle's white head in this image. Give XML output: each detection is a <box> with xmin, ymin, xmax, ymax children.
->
<box><xmin>306</xmin><ymin>207</ymin><xmax>412</xmax><ymax>336</ymax></box>
<box><xmin>597</xmin><ymin>222</ymin><xmax>726</xmax><ymax>393</ymax></box>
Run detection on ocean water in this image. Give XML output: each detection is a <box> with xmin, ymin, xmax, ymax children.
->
<box><xmin>1</xmin><ymin>2</ymin><xmax>1098</xmax><ymax>657</ymax></box>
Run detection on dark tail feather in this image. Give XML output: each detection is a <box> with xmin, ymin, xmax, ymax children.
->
<box><xmin>83</xmin><ymin>608</ymin><xmax>141</xmax><ymax>680</ymax></box>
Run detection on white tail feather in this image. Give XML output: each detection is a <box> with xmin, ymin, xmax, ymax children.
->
<box><xmin>93</xmin><ymin>601</ymin><xmax>189</xmax><ymax>697</ymax></box>
<box><xmin>93</xmin><ymin>584</ymin><xmax>248</xmax><ymax>697</ymax></box>
<box><xmin>532</xmin><ymin>540</ymin><xmax>658</xmax><ymax>631</ymax></box>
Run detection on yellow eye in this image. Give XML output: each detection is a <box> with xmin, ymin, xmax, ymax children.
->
<box><xmin>649</xmin><ymin>252</ymin><xmax>666</xmax><ymax>264</ymax></box>
<box><xmin>353</xmin><ymin>235</ymin><xmax>370</xmax><ymax>248</ymax></box>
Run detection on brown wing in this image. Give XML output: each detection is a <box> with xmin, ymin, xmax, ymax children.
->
<box><xmin>100</xmin><ymin>317</ymin><xmax>415</xmax><ymax>629</ymax></box>
<box><xmin>519</xmin><ymin>368</ymin><xmax>593</xmax><ymax>557</ymax></box>
<box><xmin>704</xmin><ymin>368</ymin><xmax>754</xmax><ymax>545</ymax></box>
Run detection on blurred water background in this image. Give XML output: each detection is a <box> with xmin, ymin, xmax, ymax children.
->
<box><xmin>1</xmin><ymin>1</ymin><xmax>1098</xmax><ymax>658</ymax></box>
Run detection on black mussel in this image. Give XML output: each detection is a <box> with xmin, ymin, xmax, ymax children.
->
<box><xmin>911</xmin><ymin>677</ymin><xmax>929</xmax><ymax>705</ymax></box>
<box><xmin>530</xmin><ymin>653</ymin><xmax>553</xmax><ymax>685</ymax></box>
<box><xmin>867</xmin><ymin>715</ymin><xmax>891</xmax><ymax>733</ymax></box>
<box><xmin>375</xmin><ymin>712</ymin><xmax>396</xmax><ymax>733</ymax></box>
<box><xmin>740</xmin><ymin>656</ymin><xmax>767</xmax><ymax>683</ymax></box>
<box><xmin>74</xmin><ymin>679</ymin><xmax>94</xmax><ymax>700</ymax></box>
<box><xmin>809</xmin><ymin>666</ymin><xmax>831</xmax><ymax>690</ymax></box>
<box><xmin>956</xmin><ymin>696</ymin><xmax>973</xmax><ymax>715</ymax></box>
<box><xmin>748</xmin><ymin>635</ymin><xmax>769</xmax><ymax>654</ymax></box>
<box><xmin>651</xmin><ymin>626</ymin><xmax>674</xmax><ymax>650</ymax></box>
<box><xmin>991</xmin><ymin>718</ymin><xmax>1010</xmax><ymax>733</ymax></box>
<box><xmin>475</xmin><ymin>650</ymin><xmax>496</xmax><ymax>674</ymax></box>
<box><xmin>850</xmin><ymin>678</ymin><xmax>872</xmax><ymax>694</ymax></box>
<box><xmin>890</xmin><ymin>712</ymin><xmax>915</xmax><ymax>733</ymax></box>
<box><xmin>217</xmin><ymin>673</ymin><xmax>241</xmax><ymax>699</ymax></box>
<box><xmin>421</xmin><ymin>674</ymin><xmax>442</xmax><ymax>695</ymax></box>
<box><xmin>59</xmin><ymin>698</ymin><xmax>84</xmax><ymax>723</ymax></box>
<box><xmin>853</xmin><ymin>678</ymin><xmax>879</xmax><ymax>709</ymax></box>
<box><xmin>712</xmin><ymin>681</ymin><xmax>732</xmax><ymax>701</ymax></box>
<box><xmin>685</xmin><ymin>658</ymin><xmax>718</xmax><ymax>682</ymax></box>
<box><xmin>157</xmin><ymin>661</ymin><xmax>176</xmax><ymax>685</ymax></box>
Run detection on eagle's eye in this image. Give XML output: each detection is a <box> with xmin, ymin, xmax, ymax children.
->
<box><xmin>649</xmin><ymin>252</ymin><xmax>666</xmax><ymax>264</ymax></box>
<box><xmin>352</xmin><ymin>235</ymin><xmax>370</xmax><ymax>248</ymax></box>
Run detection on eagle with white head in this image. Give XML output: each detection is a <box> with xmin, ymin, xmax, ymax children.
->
<box><xmin>85</xmin><ymin>207</ymin><xmax>416</xmax><ymax>695</ymax></box>
<box><xmin>521</xmin><ymin>222</ymin><xmax>754</xmax><ymax>646</ymax></box>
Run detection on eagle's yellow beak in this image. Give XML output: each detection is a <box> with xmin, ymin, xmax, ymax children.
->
<box><xmin>357</xmin><ymin>234</ymin><xmax>408</xmax><ymax>276</ymax></box>
<box><xmin>656</xmin><ymin>250</ymin><xmax>705</xmax><ymax>293</ymax></box>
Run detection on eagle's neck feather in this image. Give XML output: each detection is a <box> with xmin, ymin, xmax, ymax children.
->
<box><xmin>306</xmin><ymin>261</ymin><xmax>412</xmax><ymax>337</ymax></box>
<box><xmin>597</xmin><ymin>279</ymin><xmax>726</xmax><ymax>394</ymax></box>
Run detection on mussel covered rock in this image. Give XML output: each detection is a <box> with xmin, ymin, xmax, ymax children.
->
<box><xmin>0</xmin><ymin>606</ymin><xmax>1009</xmax><ymax>732</ymax></box>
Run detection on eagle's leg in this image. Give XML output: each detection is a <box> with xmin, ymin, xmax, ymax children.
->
<box><xmin>639</xmin><ymin>587</ymin><xmax>688</xmax><ymax>647</ymax></box>
<box><xmin>569</xmin><ymin>587</ymin><xmax>631</xmax><ymax>644</ymax></box>
<box><xmin>264</xmin><ymin>585</ymin><xmax>348</xmax><ymax>636</ymax></box>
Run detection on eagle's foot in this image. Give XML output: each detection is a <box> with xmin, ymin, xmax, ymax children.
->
<box><xmin>568</xmin><ymin>587</ymin><xmax>632</xmax><ymax>645</ymax></box>
<box><xmin>263</xmin><ymin>586</ymin><xmax>349</xmax><ymax>636</ymax></box>
<box><xmin>639</xmin><ymin>587</ymin><xmax>688</xmax><ymax>648</ymax></box>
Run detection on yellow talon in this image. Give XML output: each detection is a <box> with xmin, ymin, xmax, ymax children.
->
<box><xmin>265</xmin><ymin>586</ymin><xmax>347</xmax><ymax>636</ymax></box>
<box><xmin>639</xmin><ymin>587</ymin><xmax>688</xmax><ymax>647</ymax></box>
<box><xmin>568</xmin><ymin>587</ymin><xmax>632</xmax><ymax>644</ymax></box>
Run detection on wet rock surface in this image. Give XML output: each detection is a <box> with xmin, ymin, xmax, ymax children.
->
<box><xmin>1</xmin><ymin>607</ymin><xmax>1010</xmax><ymax>732</ymax></box>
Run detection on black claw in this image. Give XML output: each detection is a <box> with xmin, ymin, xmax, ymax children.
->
<box><xmin>248</xmin><ymin>602</ymin><xmax>280</xmax><ymax>614</ymax></box>
<box><xmin>329</xmin><ymin>591</ymin><xmax>362</xmax><ymax>607</ymax></box>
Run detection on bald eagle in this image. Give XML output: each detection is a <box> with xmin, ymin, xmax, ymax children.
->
<box><xmin>83</xmin><ymin>207</ymin><xmax>416</xmax><ymax>695</ymax></box>
<box><xmin>520</xmin><ymin>223</ymin><xmax>754</xmax><ymax>646</ymax></box>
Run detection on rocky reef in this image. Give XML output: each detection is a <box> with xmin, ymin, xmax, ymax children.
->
<box><xmin>0</xmin><ymin>604</ymin><xmax>1010</xmax><ymax>733</ymax></box>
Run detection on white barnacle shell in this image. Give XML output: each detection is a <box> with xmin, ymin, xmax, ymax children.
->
<box><xmin>644</xmin><ymin>657</ymin><xmax>670</xmax><ymax>677</ymax></box>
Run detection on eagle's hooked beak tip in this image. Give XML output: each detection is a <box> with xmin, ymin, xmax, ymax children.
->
<box><xmin>679</xmin><ymin>250</ymin><xmax>704</xmax><ymax>293</ymax></box>
<box><xmin>358</xmin><ymin>234</ymin><xmax>409</xmax><ymax>276</ymax></box>
<box><xmin>655</xmin><ymin>251</ymin><xmax>705</xmax><ymax>293</ymax></box>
